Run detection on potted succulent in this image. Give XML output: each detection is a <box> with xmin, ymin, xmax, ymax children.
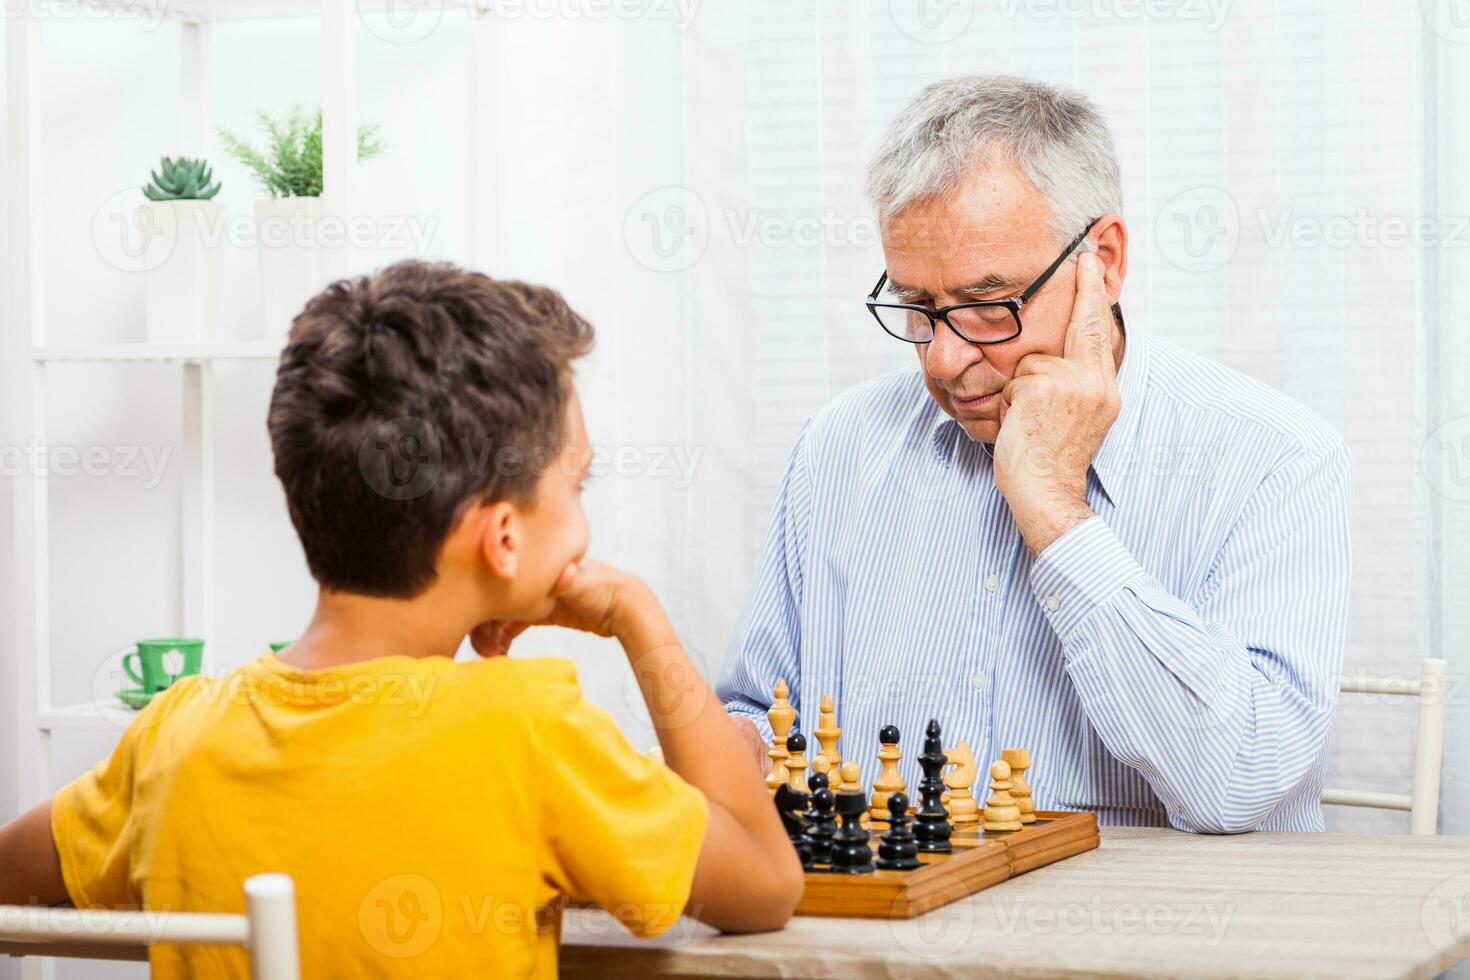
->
<box><xmin>141</xmin><ymin>156</ymin><xmax>223</xmax><ymax>344</ymax></box>
<box><xmin>217</xmin><ymin>105</ymin><xmax>385</xmax><ymax>338</ymax></box>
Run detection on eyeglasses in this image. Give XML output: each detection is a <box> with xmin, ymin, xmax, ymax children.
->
<box><xmin>865</xmin><ymin>218</ymin><xmax>1101</xmax><ymax>345</ymax></box>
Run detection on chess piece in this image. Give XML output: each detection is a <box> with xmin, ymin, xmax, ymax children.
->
<box><xmin>912</xmin><ymin>718</ymin><xmax>953</xmax><ymax>853</ymax></box>
<box><xmin>982</xmin><ymin>760</ymin><xmax>1024</xmax><ymax>832</ymax></box>
<box><xmin>876</xmin><ymin>792</ymin><xmax>921</xmax><ymax>871</ymax></box>
<box><xmin>784</xmin><ymin>730</ymin><xmax>809</xmax><ymax>794</ymax></box>
<box><xmin>811</xmin><ymin>754</ymin><xmax>834</xmax><ymax>790</ymax></box>
<box><xmin>804</xmin><ymin>779</ymin><xmax>837</xmax><ymax>868</ymax></box>
<box><xmin>773</xmin><ymin>782</ymin><xmax>812</xmax><ymax>868</ymax></box>
<box><xmin>767</xmin><ymin>679</ymin><xmax>795</xmax><ymax>792</ymax></box>
<box><xmin>814</xmin><ymin>693</ymin><xmax>843</xmax><ymax>777</ymax></box>
<box><xmin>1002</xmin><ymin>747</ymin><xmax>1036</xmax><ymax>824</ymax></box>
<box><xmin>871</xmin><ymin>724</ymin><xmax>906</xmax><ymax>818</ymax></box>
<box><xmin>943</xmin><ymin>740</ymin><xmax>979</xmax><ymax>826</ymax></box>
<box><xmin>835</xmin><ymin>760</ymin><xmax>869</xmax><ymax>830</ymax></box>
<box><xmin>827</xmin><ymin>783</ymin><xmax>875</xmax><ymax>874</ymax></box>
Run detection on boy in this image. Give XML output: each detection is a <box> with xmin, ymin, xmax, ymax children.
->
<box><xmin>0</xmin><ymin>261</ymin><xmax>803</xmax><ymax>976</ymax></box>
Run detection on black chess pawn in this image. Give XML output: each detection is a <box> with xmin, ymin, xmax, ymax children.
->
<box><xmin>876</xmin><ymin>792</ymin><xmax>921</xmax><ymax>871</ymax></box>
<box><xmin>827</xmin><ymin>785</ymin><xmax>875</xmax><ymax>874</ymax></box>
<box><xmin>783</xmin><ymin>730</ymin><xmax>807</xmax><ymax>792</ymax></box>
<box><xmin>773</xmin><ymin>782</ymin><xmax>812</xmax><ymax>869</ymax></box>
<box><xmin>912</xmin><ymin>718</ymin><xmax>953</xmax><ymax>853</ymax></box>
<box><xmin>804</xmin><ymin>783</ymin><xmax>837</xmax><ymax>868</ymax></box>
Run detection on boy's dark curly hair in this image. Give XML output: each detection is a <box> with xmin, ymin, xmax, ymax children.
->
<box><xmin>268</xmin><ymin>260</ymin><xmax>594</xmax><ymax>598</ymax></box>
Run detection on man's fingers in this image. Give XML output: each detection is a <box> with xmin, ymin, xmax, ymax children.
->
<box><xmin>1001</xmin><ymin>373</ymin><xmax>1032</xmax><ymax>408</ymax></box>
<box><xmin>1062</xmin><ymin>251</ymin><xmax>1114</xmax><ymax>372</ymax></box>
<box><xmin>729</xmin><ymin>714</ymin><xmax>771</xmax><ymax>775</ymax></box>
<box><xmin>1012</xmin><ymin>352</ymin><xmax>1065</xmax><ymax>377</ymax></box>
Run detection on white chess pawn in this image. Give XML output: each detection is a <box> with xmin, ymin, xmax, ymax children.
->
<box><xmin>982</xmin><ymin>760</ymin><xmax>1023</xmax><ymax>832</ymax></box>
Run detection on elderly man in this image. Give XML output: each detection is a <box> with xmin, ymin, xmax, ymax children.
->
<box><xmin>716</xmin><ymin>75</ymin><xmax>1351</xmax><ymax>834</ymax></box>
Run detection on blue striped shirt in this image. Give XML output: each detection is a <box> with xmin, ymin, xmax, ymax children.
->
<box><xmin>717</xmin><ymin>325</ymin><xmax>1352</xmax><ymax>833</ymax></box>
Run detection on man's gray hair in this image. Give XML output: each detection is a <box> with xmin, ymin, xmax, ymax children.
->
<box><xmin>865</xmin><ymin>74</ymin><xmax>1122</xmax><ymax>245</ymax></box>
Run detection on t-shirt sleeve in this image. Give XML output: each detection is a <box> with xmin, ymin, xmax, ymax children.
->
<box><xmin>536</xmin><ymin>668</ymin><xmax>709</xmax><ymax>939</ymax></box>
<box><xmin>50</xmin><ymin>684</ymin><xmax>186</xmax><ymax>909</ymax></box>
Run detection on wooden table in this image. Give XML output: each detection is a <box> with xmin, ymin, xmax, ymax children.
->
<box><xmin>561</xmin><ymin>827</ymin><xmax>1470</xmax><ymax>979</ymax></box>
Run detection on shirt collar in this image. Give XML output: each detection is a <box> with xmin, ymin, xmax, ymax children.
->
<box><xmin>925</xmin><ymin>310</ymin><xmax>1150</xmax><ymax>507</ymax></box>
<box><xmin>1089</xmin><ymin>316</ymin><xmax>1149</xmax><ymax>508</ymax></box>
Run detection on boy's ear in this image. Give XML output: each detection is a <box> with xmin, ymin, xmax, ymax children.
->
<box><xmin>478</xmin><ymin>500</ymin><xmax>521</xmax><ymax>579</ymax></box>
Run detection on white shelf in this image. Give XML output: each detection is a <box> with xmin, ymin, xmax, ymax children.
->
<box><xmin>38</xmin><ymin>701</ymin><xmax>144</xmax><ymax>734</ymax></box>
<box><xmin>31</xmin><ymin>341</ymin><xmax>282</xmax><ymax>363</ymax></box>
<box><xmin>48</xmin><ymin>0</ymin><xmax>485</xmax><ymax>24</ymax></box>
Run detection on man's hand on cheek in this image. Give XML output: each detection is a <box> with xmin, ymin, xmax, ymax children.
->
<box><xmin>993</xmin><ymin>251</ymin><xmax>1121</xmax><ymax>556</ymax></box>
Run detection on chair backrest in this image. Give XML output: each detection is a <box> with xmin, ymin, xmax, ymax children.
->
<box><xmin>0</xmin><ymin>873</ymin><xmax>299</xmax><ymax>979</ymax></box>
<box><xmin>1322</xmin><ymin>658</ymin><xmax>1447</xmax><ymax>835</ymax></box>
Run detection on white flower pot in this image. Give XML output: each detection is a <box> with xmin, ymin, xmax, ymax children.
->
<box><xmin>143</xmin><ymin>199</ymin><xmax>224</xmax><ymax>344</ymax></box>
<box><xmin>255</xmin><ymin>196</ymin><xmax>324</xmax><ymax>339</ymax></box>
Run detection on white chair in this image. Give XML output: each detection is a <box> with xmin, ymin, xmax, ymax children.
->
<box><xmin>1322</xmin><ymin>658</ymin><xmax>1447</xmax><ymax>835</ymax></box>
<box><xmin>0</xmin><ymin>872</ymin><xmax>299</xmax><ymax>979</ymax></box>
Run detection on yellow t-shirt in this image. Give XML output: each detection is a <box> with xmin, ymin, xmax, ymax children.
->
<box><xmin>51</xmin><ymin>652</ymin><xmax>708</xmax><ymax>978</ymax></box>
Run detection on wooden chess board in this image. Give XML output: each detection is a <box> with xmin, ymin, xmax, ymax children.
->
<box><xmin>796</xmin><ymin>810</ymin><xmax>1099</xmax><ymax>919</ymax></box>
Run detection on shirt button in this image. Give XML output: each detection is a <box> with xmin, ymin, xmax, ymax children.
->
<box><xmin>972</xmin><ymin>673</ymin><xmax>988</xmax><ymax>693</ymax></box>
<box><xmin>985</xmin><ymin>574</ymin><xmax>1000</xmax><ymax>593</ymax></box>
<box><xmin>1044</xmin><ymin>594</ymin><xmax>1061</xmax><ymax>613</ymax></box>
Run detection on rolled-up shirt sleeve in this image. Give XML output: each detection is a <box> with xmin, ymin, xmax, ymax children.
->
<box><xmin>1029</xmin><ymin>442</ymin><xmax>1352</xmax><ymax>834</ymax></box>
<box><xmin>716</xmin><ymin>423</ymin><xmax>813</xmax><ymax>740</ymax></box>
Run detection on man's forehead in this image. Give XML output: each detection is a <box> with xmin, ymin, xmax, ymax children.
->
<box><xmin>881</xmin><ymin>209</ymin><xmax>1017</xmax><ymax>254</ymax></box>
<box><xmin>881</xmin><ymin>230</ymin><xmax>1037</xmax><ymax>296</ymax></box>
<box><xmin>880</xmin><ymin>155</ymin><xmax>1053</xmax><ymax>256</ymax></box>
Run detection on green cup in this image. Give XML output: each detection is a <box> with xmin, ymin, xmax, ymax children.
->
<box><xmin>122</xmin><ymin>637</ymin><xmax>204</xmax><ymax>693</ymax></box>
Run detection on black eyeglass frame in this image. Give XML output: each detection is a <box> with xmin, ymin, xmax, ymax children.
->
<box><xmin>865</xmin><ymin>217</ymin><xmax>1102</xmax><ymax>345</ymax></box>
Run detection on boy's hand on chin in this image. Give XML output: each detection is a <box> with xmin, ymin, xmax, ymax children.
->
<box><xmin>538</xmin><ymin>560</ymin><xmax>649</xmax><ymax>638</ymax></box>
<box><xmin>469</xmin><ymin>561</ymin><xmax>653</xmax><ymax>656</ymax></box>
<box><xmin>469</xmin><ymin>619</ymin><xmax>530</xmax><ymax>658</ymax></box>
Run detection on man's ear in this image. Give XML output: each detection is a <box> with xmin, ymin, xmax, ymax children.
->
<box><xmin>1092</xmin><ymin>213</ymin><xmax>1128</xmax><ymax>304</ymax></box>
<box><xmin>478</xmin><ymin>500</ymin><xmax>520</xmax><ymax>579</ymax></box>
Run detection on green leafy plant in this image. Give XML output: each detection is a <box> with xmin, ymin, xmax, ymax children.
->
<box><xmin>215</xmin><ymin>105</ymin><xmax>385</xmax><ymax>199</ymax></box>
<box><xmin>142</xmin><ymin>156</ymin><xmax>222</xmax><ymax>201</ymax></box>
